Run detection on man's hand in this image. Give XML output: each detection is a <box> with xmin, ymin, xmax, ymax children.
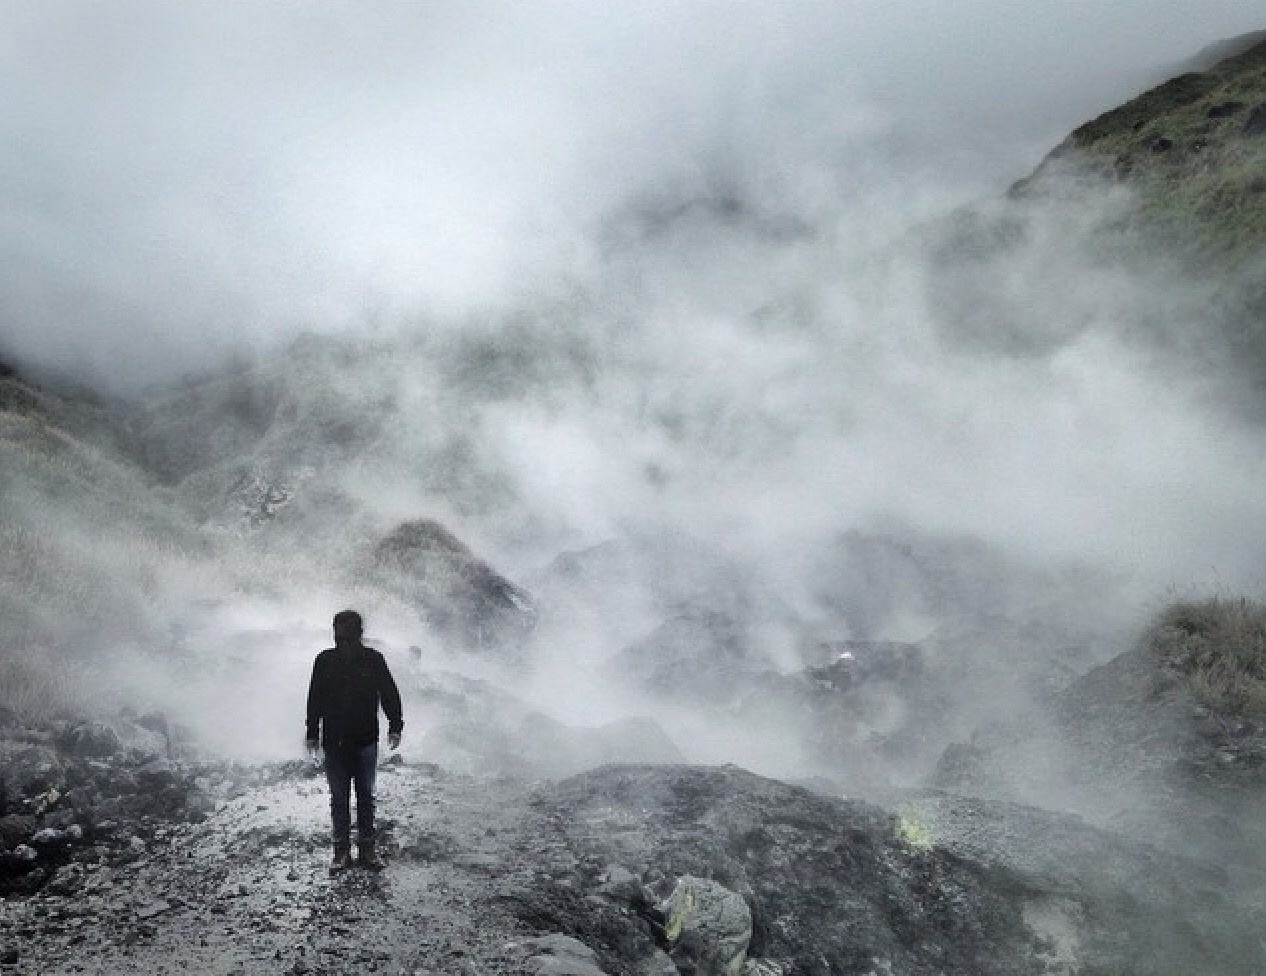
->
<box><xmin>305</xmin><ymin>737</ymin><xmax>320</xmax><ymax>757</ymax></box>
<box><xmin>388</xmin><ymin>733</ymin><xmax>401</xmax><ymax>751</ymax></box>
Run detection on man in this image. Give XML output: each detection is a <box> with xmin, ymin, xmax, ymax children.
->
<box><xmin>306</xmin><ymin>610</ymin><xmax>404</xmax><ymax>873</ymax></box>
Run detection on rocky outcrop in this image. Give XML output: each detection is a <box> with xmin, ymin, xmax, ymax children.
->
<box><xmin>374</xmin><ymin>519</ymin><xmax>537</xmax><ymax>651</ymax></box>
<box><xmin>506</xmin><ymin>764</ymin><xmax>1262</xmax><ymax>976</ymax></box>
<box><xmin>660</xmin><ymin>876</ymin><xmax>752</xmax><ymax>976</ymax></box>
<box><xmin>0</xmin><ymin>712</ymin><xmax>312</xmax><ymax>897</ymax></box>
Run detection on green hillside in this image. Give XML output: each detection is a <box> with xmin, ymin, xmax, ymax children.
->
<box><xmin>1018</xmin><ymin>34</ymin><xmax>1266</xmax><ymax>261</ymax></box>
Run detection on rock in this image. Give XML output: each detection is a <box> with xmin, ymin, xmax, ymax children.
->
<box><xmin>30</xmin><ymin>827</ymin><xmax>65</xmax><ymax>848</ymax></box>
<box><xmin>661</xmin><ymin>876</ymin><xmax>752</xmax><ymax>976</ymax></box>
<box><xmin>136</xmin><ymin>899</ymin><xmax>171</xmax><ymax>920</ymax></box>
<box><xmin>0</xmin><ymin>947</ymin><xmax>17</xmax><ymax>965</ymax></box>
<box><xmin>1207</xmin><ymin>100</ymin><xmax>1246</xmax><ymax>119</ymax></box>
<box><xmin>601</xmin><ymin>863</ymin><xmax>638</xmax><ymax>885</ymax></box>
<box><xmin>521</xmin><ymin>935</ymin><xmax>610</xmax><ymax>976</ymax></box>
<box><xmin>597</xmin><ymin>863</ymin><xmax>646</xmax><ymax>904</ymax></box>
<box><xmin>637</xmin><ymin>950</ymin><xmax>679</xmax><ymax>976</ymax></box>
<box><xmin>531</xmin><ymin>957</ymin><xmax>608</xmax><ymax>976</ymax></box>
<box><xmin>1149</xmin><ymin>136</ymin><xmax>1173</xmax><ymax>153</ymax></box>
<box><xmin>135</xmin><ymin>758</ymin><xmax>179</xmax><ymax>790</ymax></box>
<box><xmin>30</xmin><ymin>787</ymin><xmax>61</xmax><ymax>816</ymax></box>
<box><xmin>0</xmin><ymin>814</ymin><xmax>37</xmax><ymax>848</ymax></box>
<box><xmin>44</xmin><ymin>863</ymin><xmax>85</xmax><ymax>896</ymax></box>
<box><xmin>529</xmin><ymin>764</ymin><xmax>1263</xmax><ymax>976</ymax></box>
<box><xmin>523</xmin><ymin>935</ymin><xmax>600</xmax><ymax>960</ymax></box>
<box><xmin>1244</xmin><ymin>103</ymin><xmax>1266</xmax><ymax>137</ymax></box>
<box><xmin>12</xmin><ymin>845</ymin><xmax>36</xmax><ymax>864</ymax></box>
<box><xmin>14</xmin><ymin>866</ymin><xmax>45</xmax><ymax>894</ymax></box>
<box><xmin>43</xmin><ymin>808</ymin><xmax>77</xmax><ymax>829</ymax></box>
<box><xmin>55</xmin><ymin>722</ymin><xmax>120</xmax><ymax>759</ymax></box>
<box><xmin>373</xmin><ymin>519</ymin><xmax>537</xmax><ymax>650</ymax></box>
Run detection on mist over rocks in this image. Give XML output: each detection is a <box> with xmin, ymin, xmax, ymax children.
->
<box><xmin>4</xmin><ymin>10</ymin><xmax>1266</xmax><ymax>974</ymax></box>
<box><xmin>373</xmin><ymin>519</ymin><xmax>538</xmax><ymax>653</ymax></box>
<box><xmin>0</xmin><ymin>707</ymin><xmax>311</xmax><ymax>898</ymax></box>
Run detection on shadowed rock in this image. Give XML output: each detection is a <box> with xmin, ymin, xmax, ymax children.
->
<box><xmin>374</xmin><ymin>519</ymin><xmax>536</xmax><ymax>651</ymax></box>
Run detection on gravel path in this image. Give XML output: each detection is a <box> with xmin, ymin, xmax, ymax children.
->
<box><xmin>1</xmin><ymin>761</ymin><xmax>543</xmax><ymax>976</ymax></box>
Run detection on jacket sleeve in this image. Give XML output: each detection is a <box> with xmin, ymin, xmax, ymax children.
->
<box><xmin>378</xmin><ymin>654</ymin><xmax>404</xmax><ymax>736</ymax></box>
<box><xmin>305</xmin><ymin>656</ymin><xmax>324</xmax><ymax>741</ymax></box>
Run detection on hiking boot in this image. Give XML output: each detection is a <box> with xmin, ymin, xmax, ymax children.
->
<box><xmin>358</xmin><ymin>840</ymin><xmax>385</xmax><ymax>872</ymax></box>
<box><xmin>329</xmin><ymin>843</ymin><xmax>353</xmax><ymax>874</ymax></box>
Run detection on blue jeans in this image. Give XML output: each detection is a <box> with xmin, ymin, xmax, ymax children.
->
<box><xmin>325</xmin><ymin>743</ymin><xmax>377</xmax><ymax>845</ymax></box>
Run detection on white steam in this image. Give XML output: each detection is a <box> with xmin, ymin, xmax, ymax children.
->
<box><xmin>2</xmin><ymin>2</ymin><xmax>1266</xmax><ymax>792</ymax></box>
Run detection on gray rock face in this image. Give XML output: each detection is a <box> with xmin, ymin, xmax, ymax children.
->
<box><xmin>520</xmin><ymin>935</ymin><xmax>611</xmax><ymax>976</ymax></box>
<box><xmin>54</xmin><ymin>722</ymin><xmax>120</xmax><ymax>758</ymax></box>
<box><xmin>374</xmin><ymin>519</ymin><xmax>537</xmax><ymax>651</ymax></box>
<box><xmin>661</xmin><ymin>876</ymin><xmax>752</xmax><ymax>976</ymax></box>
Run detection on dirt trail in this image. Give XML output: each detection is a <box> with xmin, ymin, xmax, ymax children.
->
<box><xmin>0</xmin><ymin>761</ymin><xmax>546</xmax><ymax>976</ymax></box>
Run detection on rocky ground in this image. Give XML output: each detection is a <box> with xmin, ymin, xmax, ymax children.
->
<box><xmin>3</xmin><ymin>706</ymin><xmax>1264</xmax><ymax>976</ymax></box>
<box><xmin>932</xmin><ymin>641</ymin><xmax>1266</xmax><ymax>876</ymax></box>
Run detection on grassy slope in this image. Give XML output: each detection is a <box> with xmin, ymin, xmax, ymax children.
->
<box><xmin>1020</xmin><ymin>35</ymin><xmax>1266</xmax><ymax>262</ymax></box>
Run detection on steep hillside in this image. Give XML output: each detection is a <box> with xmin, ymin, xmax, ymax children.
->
<box><xmin>1018</xmin><ymin>33</ymin><xmax>1266</xmax><ymax>261</ymax></box>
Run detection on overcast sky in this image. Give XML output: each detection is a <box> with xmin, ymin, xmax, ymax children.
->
<box><xmin>0</xmin><ymin>1</ymin><xmax>1262</xmax><ymax>385</ymax></box>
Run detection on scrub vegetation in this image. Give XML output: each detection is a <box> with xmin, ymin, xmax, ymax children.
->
<box><xmin>1149</xmin><ymin>596</ymin><xmax>1266</xmax><ymax>715</ymax></box>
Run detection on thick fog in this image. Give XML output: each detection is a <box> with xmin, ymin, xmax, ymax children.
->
<box><xmin>3</xmin><ymin>2</ymin><xmax>1266</xmax><ymax>796</ymax></box>
<box><xmin>2</xmin><ymin>1</ymin><xmax>1261</xmax><ymax>380</ymax></box>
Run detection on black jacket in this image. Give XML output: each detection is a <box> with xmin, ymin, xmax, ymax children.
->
<box><xmin>306</xmin><ymin>640</ymin><xmax>404</xmax><ymax>750</ymax></box>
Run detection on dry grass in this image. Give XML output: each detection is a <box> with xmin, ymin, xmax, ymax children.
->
<box><xmin>1149</xmin><ymin>597</ymin><xmax>1266</xmax><ymax>715</ymax></box>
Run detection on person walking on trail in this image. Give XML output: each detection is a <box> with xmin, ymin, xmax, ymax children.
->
<box><xmin>306</xmin><ymin>610</ymin><xmax>404</xmax><ymax>873</ymax></box>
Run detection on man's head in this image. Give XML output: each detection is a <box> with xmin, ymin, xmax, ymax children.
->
<box><xmin>333</xmin><ymin>609</ymin><xmax>363</xmax><ymax>643</ymax></box>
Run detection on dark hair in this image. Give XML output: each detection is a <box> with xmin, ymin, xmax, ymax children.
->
<box><xmin>333</xmin><ymin>609</ymin><xmax>363</xmax><ymax>641</ymax></box>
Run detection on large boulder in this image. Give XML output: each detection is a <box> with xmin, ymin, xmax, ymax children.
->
<box><xmin>661</xmin><ymin>876</ymin><xmax>752</xmax><ymax>976</ymax></box>
<box><xmin>510</xmin><ymin>764</ymin><xmax>1263</xmax><ymax>976</ymax></box>
<box><xmin>518</xmin><ymin>935</ymin><xmax>612</xmax><ymax>976</ymax></box>
<box><xmin>374</xmin><ymin>519</ymin><xmax>536</xmax><ymax>651</ymax></box>
<box><xmin>54</xmin><ymin>722</ymin><xmax>120</xmax><ymax>759</ymax></box>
